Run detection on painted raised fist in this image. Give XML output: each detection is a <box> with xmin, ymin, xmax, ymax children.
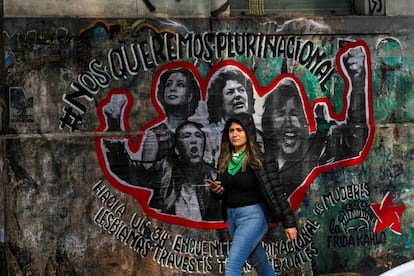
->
<box><xmin>102</xmin><ymin>94</ymin><xmax>127</xmax><ymax>131</ymax></box>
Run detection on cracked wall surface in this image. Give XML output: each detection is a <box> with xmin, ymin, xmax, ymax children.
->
<box><xmin>1</xmin><ymin>1</ymin><xmax>414</xmax><ymax>276</ymax></box>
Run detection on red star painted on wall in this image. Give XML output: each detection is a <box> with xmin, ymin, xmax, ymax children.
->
<box><xmin>370</xmin><ymin>192</ymin><xmax>406</xmax><ymax>235</ymax></box>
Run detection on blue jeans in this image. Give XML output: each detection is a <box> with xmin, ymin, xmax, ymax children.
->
<box><xmin>225</xmin><ymin>203</ymin><xmax>275</xmax><ymax>276</ymax></box>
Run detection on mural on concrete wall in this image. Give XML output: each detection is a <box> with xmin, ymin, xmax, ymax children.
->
<box><xmin>94</xmin><ymin>39</ymin><xmax>375</xmax><ymax>229</ymax></box>
<box><xmin>3</xmin><ymin>17</ymin><xmax>413</xmax><ymax>275</ymax></box>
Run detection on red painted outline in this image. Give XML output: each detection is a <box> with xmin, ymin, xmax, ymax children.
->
<box><xmin>95</xmin><ymin>40</ymin><xmax>375</xmax><ymax>229</ymax></box>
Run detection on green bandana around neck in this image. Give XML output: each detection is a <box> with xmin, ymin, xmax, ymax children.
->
<box><xmin>227</xmin><ymin>151</ymin><xmax>246</xmax><ymax>175</ymax></box>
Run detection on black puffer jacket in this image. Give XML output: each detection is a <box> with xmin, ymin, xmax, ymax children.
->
<box><xmin>215</xmin><ymin>113</ymin><xmax>297</xmax><ymax>229</ymax></box>
<box><xmin>215</xmin><ymin>158</ymin><xmax>297</xmax><ymax>229</ymax></box>
<box><xmin>254</xmin><ymin>155</ymin><xmax>297</xmax><ymax>229</ymax></box>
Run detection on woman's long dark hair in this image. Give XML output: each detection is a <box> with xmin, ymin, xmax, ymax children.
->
<box><xmin>217</xmin><ymin>114</ymin><xmax>262</xmax><ymax>174</ymax></box>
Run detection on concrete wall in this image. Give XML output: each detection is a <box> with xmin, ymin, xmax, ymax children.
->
<box><xmin>3</xmin><ymin>0</ymin><xmax>224</xmax><ymax>18</ymax></box>
<box><xmin>353</xmin><ymin>0</ymin><xmax>414</xmax><ymax>16</ymax></box>
<box><xmin>386</xmin><ymin>0</ymin><xmax>414</xmax><ymax>16</ymax></box>
<box><xmin>1</xmin><ymin>1</ymin><xmax>414</xmax><ymax>275</ymax></box>
<box><xmin>4</xmin><ymin>0</ymin><xmax>414</xmax><ymax>17</ymax></box>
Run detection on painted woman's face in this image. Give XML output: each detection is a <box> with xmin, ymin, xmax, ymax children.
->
<box><xmin>222</xmin><ymin>80</ymin><xmax>249</xmax><ymax>118</ymax></box>
<box><xmin>270</xmin><ymin>97</ymin><xmax>308</xmax><ymax>155</ymax></box>
<box><xmin>164</xmin><ymin>72</ymin><xmax>191</xmax><ymax>106</ymax></box>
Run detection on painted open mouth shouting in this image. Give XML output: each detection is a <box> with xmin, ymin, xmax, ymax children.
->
<box><xmin>233</xmin><ymin>100</ymin><xmax>245</xmax><ymax>110</ymax></box>
<box><xmin>190</xmin><ymin>146</ymin><xmax>200</xmax><ymax>157</ymax></box>
<box><xmin>280</xmin><ymin>129</ymin><xmax>302</xmax><ymax>154</ymax></box>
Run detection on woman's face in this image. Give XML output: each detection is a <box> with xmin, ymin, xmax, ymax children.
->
<box><xmin>164</xmin><ymin>72</ymin><xmax>191</xmax><ymax>106</ymax></box>
<box><xmin>222</xmin><ymin>80</ymin><xmax>249</xmax><ymax>118</ymax></box>
<box><xmin>270</xmin><ymin>97</ymin><xmax>308</xmax><ymax>155</ymax></box>
<box><xmin>228</xmin><ymin>122</ymin><xmax>247</xmax><ymax>153</ymax></box>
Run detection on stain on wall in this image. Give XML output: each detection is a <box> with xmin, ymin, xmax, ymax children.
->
<box><xmin>1</xmin><ymin>15</ymin><xmax>413</xmax><ymax>275</ymax></box>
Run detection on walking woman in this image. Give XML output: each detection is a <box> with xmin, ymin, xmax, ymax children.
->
<box><xmin>206</xmin><ymin>113</ymin><xmax>297</xmax><ymax>275</ymax></box>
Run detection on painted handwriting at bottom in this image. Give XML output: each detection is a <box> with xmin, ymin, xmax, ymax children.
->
<box><xmin>271</xmin><ymin>244</ymin><xmax>317</xmax><ymax>273</ymax></box>
<box><xmin>264</xmin><ymin>219</ymin><xmax>320</xmax><ymax>272</ymax></box>
<box><xmin>153</xmin><ymin>247</ymin><xmax>214</xmax><ymax>273</ymax></box>
<box><xmin>94</xmin><ymin>207</ymin><xmax>155</xmax><ymax>257</ymax></box>
<box><xmin>92</xmin><ymin>181</ymin><xmax>322</xmax><ymax>274</ymax></box>
<box><xmin>327</xmin><ymin>232</ymin><xmax>386</xmax><ymax>248</ymax></box>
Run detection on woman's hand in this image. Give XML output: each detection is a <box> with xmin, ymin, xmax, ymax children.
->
<box><xmin>205</xmin><ymin>179</ymin><xmax>225</xmax><ymax>194</ymax></box>
<box><xmin>284</xmin><ymin>227</ymin><xmax>297</xmax><ymax>242</ymax></box>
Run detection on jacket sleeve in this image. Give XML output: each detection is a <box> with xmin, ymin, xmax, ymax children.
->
<box><xmin>260</xmin><ymin>157</ymin><xmax>297</xmax><ymax>229</ymax></box>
